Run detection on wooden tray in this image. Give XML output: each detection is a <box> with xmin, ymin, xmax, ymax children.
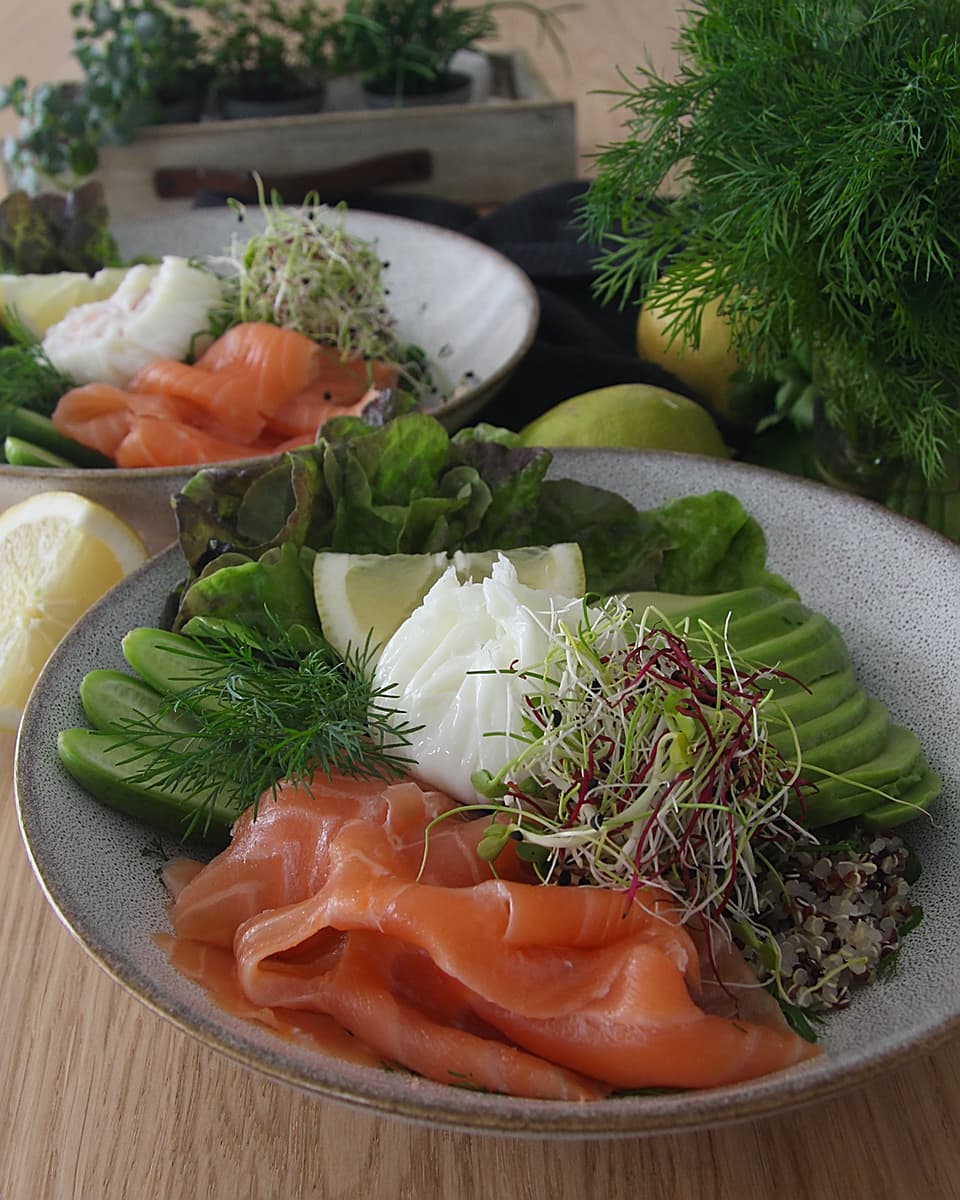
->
<box><xmin>90</xmin><ymin>52</ymin><xmax>576</xmax><ymax>219</ymax></box>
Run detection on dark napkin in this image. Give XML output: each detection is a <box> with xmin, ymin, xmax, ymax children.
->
<box><xmin>193</xmin><ymin>180</ymin><xmax>696</xmax><ymax>432</ymax></box>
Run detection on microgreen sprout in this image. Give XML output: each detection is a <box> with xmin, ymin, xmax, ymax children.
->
<box><xmin>207</xmin><ymin>179</ymin><xmax>439</xmax><ymax>403</ymax></box>
<box><xmin>472</xmin><ymin>598</ymin><xmax>816</xmax><ymax>933</ymax></box>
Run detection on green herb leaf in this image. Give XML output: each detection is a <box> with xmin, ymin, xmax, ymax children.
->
<box><xmin>114</xmin><ymin>623</ymin><xmax>419</xmax><ymax>831</ymax></box>
<box><xmin>581</xmin><ymin>0</ymin><xmax>960</xmax><ymax>482</ymax></box>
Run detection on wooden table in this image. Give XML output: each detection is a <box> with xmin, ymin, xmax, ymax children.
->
<box><xmin>1</xmin><ymin>730</ymin><xmax>958</xmax><ymax>1198</ymax></box>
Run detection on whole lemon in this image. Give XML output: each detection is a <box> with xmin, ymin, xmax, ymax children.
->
<box><xmin>636</xmin><ymin>287</ymin><xmax>743</xmax><ymax>413</ymax></box>
<box><xmin>519</xmin><ymin>383</ymin><xmax>731</xmax><ymax>457</ymax></box>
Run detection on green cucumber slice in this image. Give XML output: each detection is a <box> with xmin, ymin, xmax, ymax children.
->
<box><xmin>80</xmin><ymin>668</ymin><xmax>201</xmax><ymax>735</ymax></box>
<box><xmin>57</xmin><ymin>727</ymin><xmax>239</xmax><ymax>846</ymax></box>
<box><xmin>3</xmin><ymin>435</ymin><xmax>73</xmax><ymax>467</ymax></box>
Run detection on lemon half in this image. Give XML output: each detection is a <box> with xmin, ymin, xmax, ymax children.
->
<box><xmin>0</xmin><ymin>491</ymin><xmax>147</xmax><ymax>729</ymax></box>
<box><xmin>314</xmin><ymin>543</ymin><xmax>586</xmax><ymax>660</ymax></box>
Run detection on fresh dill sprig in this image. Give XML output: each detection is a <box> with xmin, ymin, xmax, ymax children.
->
<box><xmin>0</xmin><ymin>306</ymin><xmax>75</xmax><ymax>416</ymax></box>
<box><xmin>580</xmin><ymin>0</ymin><xmax>960</xmax><ymax>482</ymax></box>
<box><xmin>112</xmin><ymin>629</ymin><xmax>419</xmax><ymax>832</ymax></box>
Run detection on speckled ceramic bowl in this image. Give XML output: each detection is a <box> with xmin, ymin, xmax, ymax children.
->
<box><xmin>14</xmin><ymin>451</ymin><xmax>960</xmax><ymax>1137</ymax></box>
<box><xmin>0</xmin><ymin>207</ymin><xmax>539</xmax><ymax>554</ymax></box>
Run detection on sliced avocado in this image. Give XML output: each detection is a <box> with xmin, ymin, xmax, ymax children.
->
<box><xmin>764</xmin><ymin>633</ymin><xmax>851</xmax><ymax>696</ymax></box>
<box><xmin>775</xmin><ymin>673</ymin><xmax>859</xmax><ymax>721</ymax></box>
<box><xmin>768</xmin><ymin>666</ymin><xmax>860</xmax><ymax>727</ymax></box>
<box><xmin>725</xmin><ymin>597</ymin><xmax>813</xmax><ymax>647</ymax></box>
<box><xmin>797</xmin><ymin>726</ymin><xmax>926</xmax><ymax>827</ymax></box>
<box><xmin>624</xmin><ymin>586</ymin><xmax>787</xmax><ymax>629</ymax></box>
<box><xmin>622</xmin><ymin>586</ymin><xmax>940</xmax><ymax>833</ymax></box>
<box><xmin>741</xmin><ymin>613</ymin><xmax>843</xmax><ymax>671</ymax></box>
<box><xmin>766</xmin><ymin>685</ymin><xmax>870</xmax><ymax>756</ymax></box>
<box><xmin>795</xmin><ymin>697</ymin><xmax>891</xmax><ymax>773</ymax></box>
<box><xmin>863</xmin><ymin>768</ymin><xmax>943</xmax><ymax>829</ymax></box>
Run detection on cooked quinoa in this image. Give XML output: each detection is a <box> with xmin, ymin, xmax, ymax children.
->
<box><xmin>739</xmin><ymin>832</ymin><xmax>920</xmax><ymax>1012</ymax></box>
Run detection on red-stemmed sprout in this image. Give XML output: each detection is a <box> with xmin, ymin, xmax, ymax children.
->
<box><xmin>472</xmin><ymin>597</ymin><xmax>816</xmax><ymax>935</ymax></box>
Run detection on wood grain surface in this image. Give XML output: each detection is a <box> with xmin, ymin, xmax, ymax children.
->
<box><xmin>2</xmin><ymin>723</ymin><xmax>959</xmax><ymax>1199</ymax></box>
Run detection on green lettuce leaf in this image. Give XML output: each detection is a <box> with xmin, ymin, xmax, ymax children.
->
<box><xmin>171</xmin><ymin>414</ymin><xmax>787</xmax><ymax>633</ymax></box>
<box><xmin>653</xmin><ymin>492</ymin><xmax>794</xmax><ymax>595</ymax></box>
<box><xmin>173</xmin><ymin>542</ymin><xmax>323</xmax><ymax>650</ymax></box>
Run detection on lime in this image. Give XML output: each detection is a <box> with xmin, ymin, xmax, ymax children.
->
<box><xmin>518</xmin><ymin>383</ymin><xmax>731</xmax><ymax>457</ymax></box>
<box><xmin>313</xmin><ymin>543</ymin><xmax>586</xmax><ymax>660</ymax></box>
<box><xmin>0</xmin><ymin>491</ymin><xmax>147</xmax><ymax>729</ymax></box>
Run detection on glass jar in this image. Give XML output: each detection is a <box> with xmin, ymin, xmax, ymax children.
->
<box><xmin>811</xmin><ymin>398</ymin><xmax>960</xmax><ymax>541</ymax></box>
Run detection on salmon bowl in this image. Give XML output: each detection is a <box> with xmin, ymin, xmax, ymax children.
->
<box><xmin>14</xmin><ymin>448</ymin><xmax>960</xmax><ymax>1137</ymax></box>
<box><xmin>0</xmin><ymin>206</ymin><xmax>539</xmax><ymax>553</ymax></box>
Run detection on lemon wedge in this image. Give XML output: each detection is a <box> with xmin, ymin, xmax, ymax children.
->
<box><xmin>0</xmin><ymin>491</ymin><xmax>147</xmax><ymax>729</ymax></box>
<box><xmin>0</xmin><ymin>268</ymin><xmax>130</xmax><ymax>338</ymax></box>
<box><xmin>313</xmin><ymin>543</ymin><xmax>586</xmax><ymax>659</ymax></box>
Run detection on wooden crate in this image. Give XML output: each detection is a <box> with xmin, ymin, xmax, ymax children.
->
<box><xmin>90</xmin><ymin>52</ymin><xmax>576</xmax><ymax>221</ymax></box>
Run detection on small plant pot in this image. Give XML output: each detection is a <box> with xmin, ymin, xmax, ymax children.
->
<box><xmin>155</xmin><ymin>96</ymin><xmax>207</xmax><ymax>124</ymax></box>
<box><xmin>154</xmin><ymin>72</ymin><xmax>214</xmax><ymax>124</ymax></box>
<box><xmin>216</xmin><ymin>88</ymin><xmax>327</xmax><ymax>121</ymax></box>
<box><xmin>361</xmin><ymin>71</ymin><xmax>472</xmax><ymax>110</ymax></box>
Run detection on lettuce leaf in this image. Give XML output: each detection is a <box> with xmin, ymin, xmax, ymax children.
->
<box><xmin>171</xmin><ymin>413</ymin><xmax>787</xmax><ymax>631</ymax></box>
<box><xmin>652</xmin><ymin>492</ymin><xmax>794</xmax><ymax>596</ymax></box>
<box><xmin>0</xmin><ymin>181</ymin><xmax>121</xmax><ymax>274</ymax></box>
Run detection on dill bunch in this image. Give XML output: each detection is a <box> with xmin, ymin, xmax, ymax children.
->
<box><xmin>0</xmin><ymin>308</ymin><xmax>74</xmax><ymax>416</ymax></box>
<box><xmin>116</xmin><ymin>629</ymin><xmax>419</xmax><ymax>833</ymax></box>
<box><xmin>581</xmin><ymin>0</ymin><xmax>960</xmax><ymax>482</ymax></box>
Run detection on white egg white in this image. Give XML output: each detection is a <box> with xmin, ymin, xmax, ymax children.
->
<box><xmin>42</xmin><ymin>256</ymin><xmax>223</xmax><ymax>387</ymax></box>
<box><xmin>374</xmin><ymin>556</ymin><xmax>592</xmax><ymax>803</ymax></box>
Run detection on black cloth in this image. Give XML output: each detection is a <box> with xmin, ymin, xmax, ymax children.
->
<box><xmin>193</xmin><ymin>180</ymin><xmax>696</xmax><ymax>432</ymax></box>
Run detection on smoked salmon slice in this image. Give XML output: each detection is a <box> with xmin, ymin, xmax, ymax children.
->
<box><xmin>195</xmin><ymin>321</ymin><xmax>323</xmax><ymax>390</ymax></box>
<box><xmin>266</xmin><ymin>383</ymin><xmax>386</xmax><ymax>439</ymax></box>
<box><xmin>49</xmin><ymin>321</ymin><xmax>390</xmax><ymax>468</ymax></box>
<box><xmin>52</xmin><ymin>383</ymin><xmax>196</xmax><ymax>457</ymax></box>
<box><xmin>114</xmin><ymin>417</ymin><xmax>276</xmax><ymax>468</ymax></box>
<box><xmin>163</xmin><ymin>773</ymin><xmax>820</xmax><ymax>1099</ymax></box>
<box><xmin>129</xmin><ymin>360</ymin><xmax>272</xmax><ymax>444</ymax></box>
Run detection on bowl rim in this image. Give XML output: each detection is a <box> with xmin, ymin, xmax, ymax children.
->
<box><xmin>1</xmin><ymin>206</ymin><xmax>541</xmax><ymax>480</ymax></box>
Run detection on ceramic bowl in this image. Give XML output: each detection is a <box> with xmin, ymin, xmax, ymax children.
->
<box><xmin>15</xmin><ymin>451</ymin><xmax>960</xmax><ymax>1137</ymax></box>
<box><xmin>0</xmin><ymin>207</ymin><xmax>539</xmax><ymax>553</ymax></box>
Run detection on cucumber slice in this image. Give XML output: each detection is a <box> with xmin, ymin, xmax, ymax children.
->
<box><xmin>1</xmin><ymin>407</ymin><xmax>113</xmax><ymax>468</ymax></box>
<box><xmin>57</xmin><ymin>727</ymin><xmax>239</xmax><ymax>846</ymax></box>
<box><xmin>3</xmin><ymin>435</ymin><xmax>74</xmax><ymax>468</ymax></box>
<box><xmin>80</xmin><ymin>668</ymin><xmax>200</xmax><ymax>735</ymax></box>
<box><xmin>121</xmin><ymin>627</ymin><xmax>232</xmax><ymax>715</ymax></box>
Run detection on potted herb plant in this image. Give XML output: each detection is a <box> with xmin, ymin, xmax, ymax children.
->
<box><xmin>334</xmin><ymin>0</ymin><xmax>570</xmax><ymax>106</ymax></box>
<box><xmin>0</xmin><ymin>0</ymin><xmax>210</xmax><ymax>192</ymax></box>
<box><xmin>582</xmin><ymin>0</ymin><xmax>960</xmax><ymax>540</ymax></box>
<box><xmin>72</xmin><ymin>0</ymin><xmax>211</xmax><ymax>122</ymax></box>
<box><xmin>201</xmin><ymin>0</ymin><xmax>337</xmax><ymax>119</ymax></box>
